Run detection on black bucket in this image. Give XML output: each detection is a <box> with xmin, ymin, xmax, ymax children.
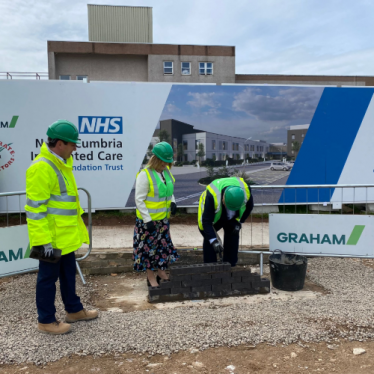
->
<box><xmin>269</xmin><ymin>250</ymin><xmax>308</xmax><ymax>291</ymax></box>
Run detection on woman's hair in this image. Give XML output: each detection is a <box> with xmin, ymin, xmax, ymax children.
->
<box><xmin>147</xmin><ymin>155</ymin><xmax>172</xmax><ymax>170</ymax></box>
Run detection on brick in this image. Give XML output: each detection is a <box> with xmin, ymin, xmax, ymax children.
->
<box><xmin>210</xmin><ymin>263</ymin><xmax>223</xmax><ymax>272</ymax></box>
<box><xmin>182</xmin><ymin>279</ymin><xmax>203</xmax><ymax>287</ymax></box>
<box><xmin>182</xmin><ymin>292</ymin><xmax>200</xmax><ymax>299</ymax></box>
<box><xmin>221</xmin><ymin>277</ymin><xmax>234</xmax><ymax>285</ymax></box>
<box><xmin>191</xmin><ymin>263</ymin><xmax>214</xmax><ymax>274</ymax></box>
<box><xmin>159</xmin><ymin>280</ymin><xmax>172</xmax><ymax>289</ymax></box>
<box><xmin>211</xmin><ymin>272</ymin><xmax>230</xmax><ymax>279</ymax></box>
<box><xmin>231</xmin><ymin>276</ymin><xmax>242</xmax><ymax>283</ymax></box>
<box><xmin>212</xmin><ymin>284</ymin><xmax>232</xmax><ymax>292</ymax></box>
<box><xmin>169</xmin><ymin>274</ymin><xmax>191</xmax><ymax>281</ymax></box>
<box><xmin>231</xmin><ymin>269</ymin><xmax>252</xmax><ymax>277</ymax></box>
<box><xmin>205</xmin><ymin>278</ymin><xmax>222</xmax><ymax>286</ymax></box>
<box><xmin>191</xmin><ymin>285</ymin><xmax>212</xmax><ymax>292</ymax></box>
<box><xmin>260</xmin><ymin>278</ymin><xmax>271</xmax><ymax>287</ymax></box>
<box><xmin>159</xmin><ymin>293</ymin><xmax>184</xmax><ymax>302</ymax></box>
<box><xmin>148</xmin><ymin>287</ymin><xmax>171</xmax><ymax>297</ymax></box>
<box><xmin>194</xmin><ymin>273</ymin><xmax>212</xmax><ymax>280</ymax></box>
<box><xmin>169</xmin><ymin>265</ymin><xmax>192</xmax><ymax>276</ymax></box>
<box><xmin>222</xmin><ymin>262</ymin><xmax>231</xmax><ymax>272</ymax></box>
<box><xmin>231</xmin><ymin>282</ymin><xmax>250</xmax><ymax>290</ymax></box>
<box><xmin>171</xmin><ymin>287</ymin><xmax>189</xmax><ymax>294</ymax></box>
<box><xmin>148</xmin><ymin>294</ymin><xmax>160</xmax><ymax>303</ymax></box>
<box><xmin>242</xmin><ymin>276</ymin><xmax>255</xmax><ymax>283</ymax></box>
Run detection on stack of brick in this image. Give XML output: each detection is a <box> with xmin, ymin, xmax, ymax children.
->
<box><xmin>148</xmin><ymin>262</ymin><xmax>270</xmax><ymax>303</ymax></box>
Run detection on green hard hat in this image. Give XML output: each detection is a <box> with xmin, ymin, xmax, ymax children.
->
<box><xmin>46</xmin><ymin>120</ymin><xmax>80</xmax><ymax>144</ymax></box>
<box><xmin>224</xmin><ymin>186</ymin><xmax>245</xmax><ymax>211</ymax></box>
<box><xmin>152</xmin><ymin>141</ymin><xmax>174</xmax><ymax>163</ymax></box>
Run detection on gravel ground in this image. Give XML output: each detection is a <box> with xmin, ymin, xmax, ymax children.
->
<box><xmin>1</xmin><ymin>257</ymin><xmax>374</xmax><ymax>365</ymax></box>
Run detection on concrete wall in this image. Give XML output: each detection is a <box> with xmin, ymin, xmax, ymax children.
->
<box><xmin>148</xmin><ymin>55</ymin><xmax>235</xmax><ymax>84</ymax></box>
<box><xmin>54</xmin><ymin>53</ymin><xmax>148</xmax><ymax>82</ymax></box>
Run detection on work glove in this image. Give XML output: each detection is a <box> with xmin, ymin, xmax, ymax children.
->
<box><xmin>171</xmin><ymin>202</ymin><xmax>177</xmax><ymax>216</ymax></box>
<box><xmin>232</xmin><ymin>222</ymin><xmax>242</xmax><ymax>236</ymax></box>
<box><xmin>29</xmin><ymin>243</ymin><xmax>61</xmax><ymax>263</ymax></box>
<box><xmin>145</xmin><ymin>220</ymin><xmax>156</xmax><ymax>234</ymax></box>
<box><xmin>211</xmin><ymin>239</ymin><xmax>224</xmax><ymax>256</ymax></box>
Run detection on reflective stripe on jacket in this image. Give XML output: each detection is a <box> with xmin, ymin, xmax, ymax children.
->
<box><xmin>136</xmin><ymin>166</ymin><xmax>175</xmax><ymax>221</ymax></box>
<box><xmin>25</xmin><ymin>143</ymin><xmax>89</xmax><ymax>255</ymax></box>
<box><xmin>198</xmin><ymin>177</ymin><xmax>250</xmax><ymax>231</ymax></box>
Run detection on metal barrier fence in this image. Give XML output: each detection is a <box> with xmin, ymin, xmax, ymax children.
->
<box><xmin>0</xmin><ymin>188</ymin><xmax>92</xmax><ymax>284</ymax></box>
<box><xmin>0</xmin><ymin>72</ymin><xmax>49</xmax><ymax>80</ymax></box>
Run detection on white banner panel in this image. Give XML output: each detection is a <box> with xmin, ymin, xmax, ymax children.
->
<box><xmin>269</xmin><ymin>214</ymin><xmax>374</xmax><ymax>256</ymax></box>
<box><xmin>0</xmin><ymin>225</ymin><xmax>38</xmax><ymax>277</ymax></box>
<box><xmin>0</xmin><ymin>80</ymin><xmax>172</xmax><ymax>211</ymax></box>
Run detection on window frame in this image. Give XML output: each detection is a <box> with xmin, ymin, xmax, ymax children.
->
<box><xmin>181</xmin><ymin>62</ymin><xmax>191</xmax><ymax>75</ymax></box>
<box><xmin>76</xmin><ymin>75</ymin><xmax>88</xmax><ymax>82</ymax></box>
<box><xmin>163</xmin><ymin>61</ymin><xmax>174</xmax><ymax>75</ymax></box>
<box><xmin>199</xmin><ymin>62</ymin><xmax>214</xmax><ymax>76</ymax></box>
<box><xmin>59</xmin><ymin>75</ymin><xmax>71</xmax><ymax>80</ymax></box>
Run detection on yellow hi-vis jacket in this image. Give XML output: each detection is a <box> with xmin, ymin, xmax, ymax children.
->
<box><xmin>136</xmin><ymin>166</ymin><xmax>175</xmax><ymax>221</ymax></box>
<box><xmin>25</xmin><ymin>143</ymin><xmax>89</xmax><ymax>255</ymax></box>
<box><xmin>198</xmin><ymin>177</ymin><xmax>251</xmax><ymax>231</ymax></box>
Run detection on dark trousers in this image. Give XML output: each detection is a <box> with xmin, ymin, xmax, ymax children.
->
<box><xmin>200</xmin><ymin>219</ymin><xmax>239</xmax><ymax>267</ymax></box>
<box><xmin>36</xmin><ymin>251</ymin><xmax>83</xmax><ymax>324</ymax></box>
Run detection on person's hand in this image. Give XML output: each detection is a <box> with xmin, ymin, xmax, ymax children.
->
<box><xmin>211</xmin><ymin>240</ymin><xmax>224</xmax><ymax>255</ymax></box>
<box><xmin>232</xmin><ymin>222</ymin><xmax>242</xmax><ymax>235</ymax></box>
<box><xmin>43</xmin><ymin>243</ymin><xmax>54</xmax><ymax>257</ymax></box>
<box><xmin>171</xmin><ymin>202</ymin><xmax>177</xmax><ymax>216</ymax></box>
<box><xmin>145</xmin><ymin>221</ymin><xmax>156</xmax><ymax>234</ymax></box>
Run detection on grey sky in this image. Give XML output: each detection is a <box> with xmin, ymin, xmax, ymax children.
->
<box><xmin>0</xmin><ymin>0</ymin><xmax>374</xmax><ymax>75</ymax></box>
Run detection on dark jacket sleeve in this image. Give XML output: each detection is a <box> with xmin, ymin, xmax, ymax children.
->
<box><xmin>201</xmin><ymin>190</ymin><xmax>218</xmax><ymax>241</ymax></box>
<box><xmin>239</xmin><ymin>187</ymin><xmax>254</xmax><ymax>223</ymax></box>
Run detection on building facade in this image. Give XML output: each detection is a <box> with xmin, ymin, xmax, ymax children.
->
<box><xmin>287</xmin><ymin>124</ymin><xmax>309</xmax><ymax>157</ymax></box>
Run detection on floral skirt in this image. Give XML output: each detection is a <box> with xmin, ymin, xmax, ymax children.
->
<box><xmin>133</xmin><ymin>218</ymin><xmax>179</xmax><ymax>271</ymax></box>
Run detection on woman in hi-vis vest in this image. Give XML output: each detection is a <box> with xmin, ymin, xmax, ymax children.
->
<box><xmin>133</xmin><ymin>142</ymin><xmax>179</xmax><ymax>287</ymax></box>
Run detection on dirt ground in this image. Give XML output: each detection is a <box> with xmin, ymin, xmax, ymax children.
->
<box><xmin>1</xmin><ymin>340</ymin><xmax>374</xmax><ymax>373</ymax></box>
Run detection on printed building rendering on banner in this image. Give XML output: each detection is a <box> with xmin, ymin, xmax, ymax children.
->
<box><xmin>1</xmin><ymin>80</ymin><xmax>374</xmax><ymax>210</ymax></box>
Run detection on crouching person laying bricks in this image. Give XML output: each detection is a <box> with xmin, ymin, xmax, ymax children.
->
<box><xmin>198</xmin><ymin>177</ymin><xmax>254</xmax><ymax>267</ymax></box>
<box><xmin>25</xmin><ymin>120</ymin><xmax>98</xmax><ymax>335</ymax></box>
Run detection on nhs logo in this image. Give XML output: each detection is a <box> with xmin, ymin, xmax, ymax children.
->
<box><xmin>78</xmin><ymin>116</ymin><xmax>123</xmax><ymax>134</ymax></box>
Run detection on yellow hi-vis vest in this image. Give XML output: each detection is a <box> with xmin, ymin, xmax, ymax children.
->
<box><xmin>198</xmin><ymin>177</ymin><xmax>250</xmax><ymax>231</ymax></box>
<box><xmin>136</xmin><ymin>166</ymin><xmax>175</xmax><ymax>221</ymax></box>
<box><xmin>25</xmin><ymin>143</ymin><xmax>89</xmax><ymax>255</ymax></box>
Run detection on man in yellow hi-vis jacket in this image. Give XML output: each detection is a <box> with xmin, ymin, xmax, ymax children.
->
<box><xmin>25</xmin><ymin>120</ymin><xmax>98</xmax><ymax>335</ymax></box>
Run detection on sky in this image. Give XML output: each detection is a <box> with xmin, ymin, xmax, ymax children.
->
<box><xmin>160</xmin><ymin>85</ymin><xmax>323</xmax><ymax>143</ymax></box>
<box><xmin>1</xmin><ymin>0</ymin><xmax>374</xmax><ymax>75</ymax></box>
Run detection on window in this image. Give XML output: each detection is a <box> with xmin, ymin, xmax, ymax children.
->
<box><xmin>181</xmin><ymin>62</ymin><xmax>191</xmax><ymax>75</ymax></box>
<box><xmin>59</xmin><ymin>75</ymin><xmax>70</xmax><ymax>80</ymax></box>
<box><xmin>76</xmin><ymin>75</ymin><xmax>88</xmax><ymax>82</ymax></box>
<box><xmin>195</xmin><ymin>140</ymin><xmax>200</xmax><ymax>150</ymax></box>
<box><xmin>222</xmin><ymin>141</ymin><xmax>227</xmax><ymax>150</ymax></box>
<box><xmin>163</xmin><ymin>61</ymin><xmax>173</xmax><ymax>75</ymax></box>
<box><xmin>232</xmin><ymin>142</ymin><xmax>239</xmax><ymax>151</ymax></box>
<box><xmin>183</xmin><ymin>140</ymin><xmax>188</xmax><ymax>151</ymax></box>
<box><xmin>244</xmin><ymin>144</ymin><xmax>249</xmax><ymax>151</ymax></box>
<box><xmin>212</xmin><ymin>140</ymin><xmax>216</xmax><ymax>150</ymax></box>
<box><xmin>292</xmin><ymin>134</ymin><xmax>295</xmax><ymax>140</ymax></box>
<box><xmin>199</xmin><ymin>62</ymin><xmax>213</xmax><ymax>75</ymax></box>
<box><xmin>250</xmin><ymin>145</ymin><xmax>254</xmax><ymax>151</ymax></box>
<box><xmin>183</xmin><ymin>154</ymin><xmax>188</xmax><ymax>162</ymax></box>
<box><xmin>256</xmin><ymin>146</ymin><xmax>259</xmax><ymax>151</ymax></box>
<box><xmin>173</xmin><ymin>138</ymin><xmax>177</xmax><ymax>151</ymax></box>
<box><xmin>212</xmin><ymin>153</ymin><xmax>216</xmax><ymax>160</ymax></box>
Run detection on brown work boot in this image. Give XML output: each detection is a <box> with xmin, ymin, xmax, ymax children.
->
<box><xmin>37</xmin><ymin>321</ymin><xmax>71</xmax><ymax>335</ymax></box>
<box><xmin>65</xmin><ymin>308</ymin><xmax>98</xmax><ymax>323</ymax></box>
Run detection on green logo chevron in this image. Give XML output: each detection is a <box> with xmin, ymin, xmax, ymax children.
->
<box><xmin>24</xmin><ymin>243</ymin><xmax>31</xmax><ymax>259</ymax></box>
<box><xmin>9</xmin><ymin>116</ymin><xmax>19</xmax><ymax>128</ymax></box>
<box><xmin>346</xmin><ymin>225</ymin><xmax>365</xmax><ymax>245</ymax></box>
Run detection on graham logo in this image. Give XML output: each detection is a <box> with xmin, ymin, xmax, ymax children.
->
<box><xmin>78</xmin><ymin>116</ymin><xmax>123</xmax><ymax>134</ymax></box>
<box><xmin>0</xmin><ymin>141</ymin><xmax>15</xmax><ymax>171</ymax></box>
<box><xmin>0</xmin><ymin>116</ymin><xmax>19</xmax><ymax>128</ymax></box>
<box><xmin>0</xmin><ymin>244</ymin><xmax>30</xmax><ymax>263</ymax></box>
<box><xmin>277</xmin><ymin>225</ymin><xmax>365</xmax><ymax>246</ymax></box>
